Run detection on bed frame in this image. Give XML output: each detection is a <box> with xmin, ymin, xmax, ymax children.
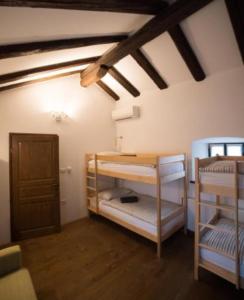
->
<box><xmin>85</xmin><ymin>153</ymin><xmax>187</xmax><ymax>258</ymax></box>
<box><xmin>194</xmin><ymin>155</ymin><xmax>244</xmax><ymax>289</ymax></box>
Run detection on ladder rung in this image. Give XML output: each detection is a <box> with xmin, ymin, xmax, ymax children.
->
<box><xmin>87</xmin><ymin>206</ymin><xmax>97</xmax><ymax>213</ymax></box>
<box><xmin>198</xmin><ymin>223</ymin><xmax>234</xmax><ymax>234</ymax></box>
<box><xmin>87</xmin><ymin>186</ymin><xmax>96</xmax><ymax>191</ymax></box>
<box><xmin>198</xmin><ymin>243</ymin><xmax>235</xmax><ymax>260</ymax></box>
<box><xmin>198</xmin><ymin>201</ymin><xmax>235</xmax><ymax>212</ymax></box>
<box><xmin>86</xmin><ymin>176</ymin><xmax>96</xmax><ymax>180</ymax></box>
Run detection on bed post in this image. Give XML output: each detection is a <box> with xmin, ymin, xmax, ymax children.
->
<box><xmin>215</xmin><ymin>157</ymin><xmax>221</xmax><ymax>217</ymax></box>
<box><xmin>215</xmin><ymin>195</ymin><xmax>221</xmax><ymax>218</ymax></box>
<box><xmin>194</xmin><ymin>158</ymin><xmax>200</xmax><ymax>280</ymax></box>
<box><xmin>234</xmin><ymin>161</ymin><xmax>240</xmax><ymax>289</ymax></box>
<box><xmin>85</xmin><ymin>154</ymin><xmax>90</xmax><ymax>215</ymax></box>
<box><xmin>94</xmin><ymin>154</ymin><xmax>99</xmax><ymax>214</ymax></box>
<box><xmin>183</xmin><ymin>153</ymin><xmax>188</xmax><ymax>235</ymax></box>
<box><xmin>156</xmin><ymin>156</ymin><xmax>162</xmax><ymax>258</ymax></box>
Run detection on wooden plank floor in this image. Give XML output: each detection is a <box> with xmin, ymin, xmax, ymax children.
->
<box><xmin>19</xmin><ymin>215</ymin><xmax>244</xmax><ymax>300</ymax></box>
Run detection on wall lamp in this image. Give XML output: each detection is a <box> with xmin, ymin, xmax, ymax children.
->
<box><xmin>51</xmin><ymin>111</ymin><xmax>68</xmax><ymax>122</ymax></box>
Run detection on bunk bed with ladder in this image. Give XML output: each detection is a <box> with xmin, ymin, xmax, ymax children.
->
<box><xmin>84</xmin><ymin>152</ymin><xmax>187</xmax><ymax>258</ymax></box>
<box><xmin>195</xmin><ymin>155</ymin><xmax>244</xmax><ymax>289</ymax></box>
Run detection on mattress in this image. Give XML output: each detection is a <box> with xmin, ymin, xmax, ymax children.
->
<box><xmin>88</xmin><ymin>160</ymin><xmax>184</xmax><ymax>178</ymax></box>
<box><xmin>88</xmin><ymin>190</ymin><xmax>184</xmax><ymax>237</ymax></box>
<box><xmin>99</xmin><ymin>201</ymin><xmax>184</xmax><ymax>237</ymax></box>
<box><xmin>100</xmin><ymin>194</ymin><xmax>182</xmax><ymax>225</ymax></box>
<box><xmin>200</xmin><ymin>218</ymin><xmax>244</xmax><ymax>277</ymax></box>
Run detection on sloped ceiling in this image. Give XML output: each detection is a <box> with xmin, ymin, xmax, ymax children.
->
<box><xmin>0</xmin><ymin>0</ymin><xmax>242</xmax><ymax>99</ymax></box>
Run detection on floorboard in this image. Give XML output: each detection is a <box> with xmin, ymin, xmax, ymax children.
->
<box><xmin>18</xmin><ymin>215</ymin><xmax>244</xmax><ymax>300</ymax></box>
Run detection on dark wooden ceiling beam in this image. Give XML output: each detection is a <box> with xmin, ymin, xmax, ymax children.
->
<box><xmin>0</xmin><ymin>56</ymin><xmax>102</xmax><ymax>92</ymax></box>
<box><xmin>80</xmin><ymin>0</ymin><xmax>213</xmax><ymax>86</ymax></box>
<box><xmin>96</xmin><ymin>80</ymin><xmax>120</xmax><ymax>101</ymax></box>
<box><xmin>80</xmin><ymin>65</ymin><xmax>108</xmax><ymax>87</ymax></box>
<box><xmin>131</xmin><ymin>48</ymin><xmax>168</xmax><ymax>89</ymax></box>
<box><xmin>168</xmin><ymin>25</ymin><xmax>206</xmax><ymax>81</ymax></box>
<box><xmin>108</xmin><ymin>67</ymin><xmax>140</xmax><ymax>97</ymax></box>
<box><xmin>0</xmin><ymin>69</ymin><xmax>79</xmax><ymax>92</ymax></box>
<box><xmin>0</xmin><ymin>56</ymin><xmax>100</xmax><ymax>84</ymax></box>
<box><xmin>0</xmin><ymin>0</ymin><xmax>168</xmax><ymax>15</ymax></box>
<box><xmin>0</xmin><ymin>34</ymin><xmax>128</xmax><ymax>59</ymax></box>
<box><xmin>225</xmin><ymin>0</ymin><xmax>244</xmax><ymax>63</ymax></box>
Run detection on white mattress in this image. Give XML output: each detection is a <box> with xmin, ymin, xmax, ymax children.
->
<box><xmin>100</xmin><ymin>195</ymin><xmax>182</xmax><ymax>225</ymax></box>
<box><xmin>99</xmin><ymin>201</ymin><xmax>184</xmax><ymax>237</ymax></box>
<box><xmin>88</xmin><ymin>191</ymin><xmax>184</xmax><ymax>237</ymax></box>
<box><xmin>200</xmin><ymin>218</ymin><xmax>244</xmax><ymax>277</ymax></box>
<box><xmin>88</xmin><ymin>160</ymin><xmax>184</xmax><ymax>178</ymax></box>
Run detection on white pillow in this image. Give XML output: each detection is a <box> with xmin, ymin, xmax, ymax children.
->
<box><xmin>98</xmin><ymin>188</ymin><xmax>132</xmax><ymax>201</ymax></box>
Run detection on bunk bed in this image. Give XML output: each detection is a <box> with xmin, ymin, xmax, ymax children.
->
<box><xmin>85</xmin><ymin>152</ymin><xmax>187</xmax><ymax>258</ymax></box>
<box><xmin>194</xmin><ymin>156</ymin><xmax>244</xmax><ymax>289</ymax></box>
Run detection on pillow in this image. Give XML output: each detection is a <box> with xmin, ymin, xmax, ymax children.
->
<box><xmin>98</xmin><ymin>188</ymin><xmax>132</xmax><ymax>201</ymax></box>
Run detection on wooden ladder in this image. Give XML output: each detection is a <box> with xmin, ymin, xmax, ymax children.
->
<box><xmin>194</xmin><ymin>159</ymin><xmax>240</xmax><ymax>289</ymax></box>
<box><xmin>85</xmin><ymin>154</ymin><xmax>98</xmax><ymax>213</ymax></box>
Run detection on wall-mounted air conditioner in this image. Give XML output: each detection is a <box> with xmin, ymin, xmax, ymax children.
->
<box><xmin>111</xmin><ymin>105</ymin><xmax>140</xmax><ymax>121</ymax></box>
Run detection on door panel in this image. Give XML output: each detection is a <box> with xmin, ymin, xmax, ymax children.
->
<box><xmin>18</xmin><ymin>141</ymin><xmax>54</xmax><ymax>180</ymax></box>
<box><xmin>10</xmin><ymin>133</ymin><xmax>60</xmax><ymax>241</ymax></box>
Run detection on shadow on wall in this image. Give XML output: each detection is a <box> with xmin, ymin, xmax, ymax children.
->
<box><xmin>0</xmin><ymin>159</ymin><xmax>11</xmax><ymax>245</ymax></box>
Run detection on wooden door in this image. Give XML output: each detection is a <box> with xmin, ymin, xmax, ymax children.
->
<box><xmin>10</xmin><ymin>133</ymin><xmax>60</xmax><ymax>241</ymax></box>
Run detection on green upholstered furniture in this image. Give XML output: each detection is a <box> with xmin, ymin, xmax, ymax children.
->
<box><xmin>0</xmin><ymin>245</ymin><xmax>37</xmax><ymax>300</ymax></box>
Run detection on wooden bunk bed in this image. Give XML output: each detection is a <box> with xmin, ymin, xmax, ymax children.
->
<box><xmin>194</xmin><ymin>155</ymin><xmax>244</xmax><ymax>289</ymax></box>
<box><xmin>85</xmin><ymin>152</ymin><xmax>187</xmax><ymax>258</ymax></box>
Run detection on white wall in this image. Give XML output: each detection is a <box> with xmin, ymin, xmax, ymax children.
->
<box><xmin>0</xmin><ymin>0</ymin><xmax>242</xmax><ymax>239</ymax></box>
<box><xmin>0</xmin><ymin>75</ymin><xmax>116</xmax><ymax>245</ymax></box>
<box><xmin>116</xmin><ymin>66</ymin><xmax>244</xmax><ymax>153</ymax></box>
<box><xmin>115</xmin><ymin>66</ymin><xmax>244</xmax><ymax>230</ymax></box>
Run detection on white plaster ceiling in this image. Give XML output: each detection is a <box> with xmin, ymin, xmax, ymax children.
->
<box><xmin>0</xmin><ymin>0</ymin><xmax>242</xmax><ymax>99</ymax></box>
<box><xmin>0</xmin><ymin>7</ymin><xmax>151</xmax><ymax>43</ymax></box>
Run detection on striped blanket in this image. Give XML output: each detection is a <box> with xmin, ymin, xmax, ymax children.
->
<box><xmin>201</xmin><ymin>218</ymin><xmax>244</xmax><ymax>261</ymax></box>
